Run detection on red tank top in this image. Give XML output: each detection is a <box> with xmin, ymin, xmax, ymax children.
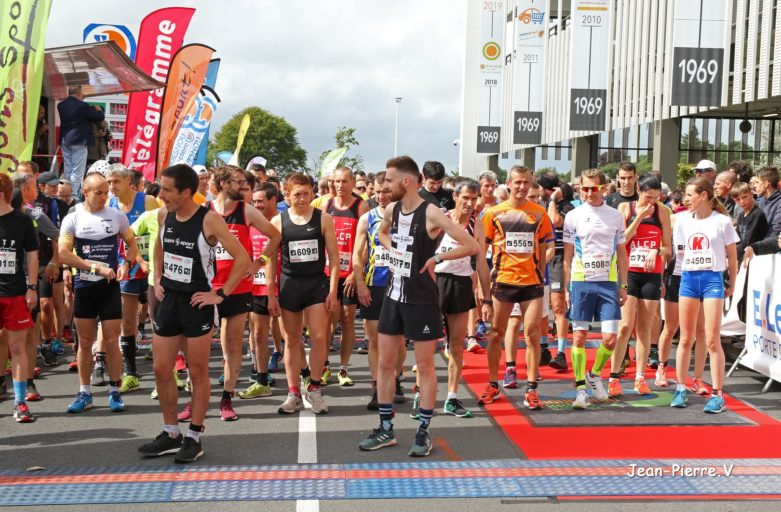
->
<box><xmin>325</xmin><ymin>197</ymin><xmax>362</xmax><ymax>279</ymax></box>
<box><xmin>251</xmin><ymin>227</ymin><xmax>281</xmax><ymax>297</ymax></box>
<box><xmin>209</xmin><ymin>201</ymin><xmax>253</xmax><ymax>294</ymax></box>
<box><xmin>625</xmin><ymin>201</ymin><xmax>663</xmax><ymax>274</ymax></box>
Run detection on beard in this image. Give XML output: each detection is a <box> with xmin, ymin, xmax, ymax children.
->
<box><xmin>227</xmin><ymin>189</ymin><xmax>243</xmax><ymax>201</ymax></box>
<box><xmin>389</xmin><ymin>185</ymin><xmax>405</xmax><ymax>202</ymax></box>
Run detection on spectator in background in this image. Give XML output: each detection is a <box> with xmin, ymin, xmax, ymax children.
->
<box><xmin>605</xmin><ymin>162</ymin><xmax>638</xmax><ymax>208</ymax></box>
<box><xmin>34</xmin><ymin>103</ymin><xmax>50</xmax><ymax>172</ymax></box>
<box><xmin>693</xmin><ymin>159</ymin><xmax>717</xmax><ymax>185</ymax></box>
<box><xmin>494</xmin><ymin>184</ymin><xmax>509</xmax><ymax>202</ymax></box>
<box><xmin>87</xmin><ymin>119</ymin><xmax>111</xmax><ymax>166</ymax></box>
<box><xmin>193</xmin><ymin>165</ymin><xmax>213</xmax><ymax>203</ymax></box>
<box><xmin>354</xmin><ymin>176</ymin><xmax>368</xmax><ymax>200</ymax></box>
<box><xmin>744</xmin><ymin>166</ymin><xmax>781</xmax><ymax>260</ymax></box>
<box><xmin>57</xmin><ymin>86</ymin><xmax>105</xmax><ymax>199</ymax></box>
<box><xmin>669</xmin><ymin>189</ymin><xmax>686</xmax><ymax>212</ymax></box>
<box><xmin>57</xmin><ymin>180</ymin><xmax>78</xmax><ymax>209</ymax></box>
<box><xmin>366</xmin><ymin>173</ymin><xmax>376</xmax><ymax>198</ymax></box>
<box><xmin>248</xmin><ymin>163</ymin><xmax>267</xmax><ymax>184</ymax></box>
<box><xmin>728</xmin><ymin>160</ymin><xmax>753</xmax><ymax>184</ymax></box>
<box><xmin>714</xmin><ymin>170</ymin><xmax>738</xmax><ymax>219</ymax></box>
<box><xmin>317</xmin><ymin>177</ymin><xmax>330</xmax><ymax>197</ymax></box>
<box><xmin>660</xmin><ymin>182</ymin><xmax>671</xmax><ymax>204</ymax></box>
<box><xmin>731</xmin><ymin>182</ymin><xmax>768</xmax><ymax>265</ymax></box>
<box><xmin>129</xmin><ymin>170</ymin><xmax>145</xmax><ymax>192</ymax></box>
<box><xmin>476</xmin><ymin>170</ymin><xmax>498</xmax><ymax>215</ymax></box>
<box><xmin>418</xmin><ymin>160</ymin><xmax>455</xmax><ymax>211</ymax></box>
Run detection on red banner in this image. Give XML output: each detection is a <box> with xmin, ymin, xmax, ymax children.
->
<box><xmin>121</xmin><ymin>7</ymin><xmax>195</xmax><ymax>181</ymax></box>
<box><xmin>156</xmin><ymin>44</ymin><xmax>215</xmax><ymax>176</ymax></box>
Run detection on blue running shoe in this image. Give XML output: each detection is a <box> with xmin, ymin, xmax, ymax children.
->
<box><xmin>670</xmin><ymin>389</ymin><xmax>688</xmax><ymax>408</ymax></box>
<box><xmin>268</xmin><ymin>351</ymin><xmax>282</xmax><ymax>372</ymax></box>
<box><xmin>67</xmin><ymin>392</ymin><xmax>93</xmax><ymax>413</ymax></box>
<box><xmin>109</xmin><ymin>391</ymin><xmax>126</xmax><ymax>412</ymax></box>
<box><xmin>217</xmin><ymin>373</ymin><xmax>225</xmax><ymax>385</ymax></box>
<box><xmin>703</xmin><ymin>395</ymin><xmax>725</xmax><ymax>414</ymax></box>
<box><xmin>50</xmin><ymin>339</ymin><xmax>64</xmax><ymax>355</ymax></box>
<box><xmin>502</xmin><ymin>367</ymin><xmax>518</xmax><ymax>389</ymax></box>
<box><xmin>475</xmin><ymin>320</ymin><xmax>489</xmax><ymax>340</ymax></box>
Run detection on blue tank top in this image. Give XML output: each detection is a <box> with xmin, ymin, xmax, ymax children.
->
<box><xmin>109</xmin><ymin>192</ymin><xmax>147</xmax><ymax>279</ymax></box>
<box><xmin>365</xmin><ymin>207</ymin><xmax>390</xmax><ymax>287</ymax></box>
<box><xmin>109</xmin><ymin>192</ymin><xmax>146</xmax><ymax>225</ymax></box>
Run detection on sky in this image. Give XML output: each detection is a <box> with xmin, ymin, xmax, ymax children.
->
<box><xmin>46</xmin><ymin>0</ymin><xmax>468</xmax><ymax>172</ymax></box>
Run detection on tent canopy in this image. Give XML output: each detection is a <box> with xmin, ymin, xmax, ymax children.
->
<box><xmin>44</xmin><ymin>41</ymin><xmax>162</xmax><ymax>100</ymax></box>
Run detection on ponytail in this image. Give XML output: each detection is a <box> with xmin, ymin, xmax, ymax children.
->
<box><xmin>712</xmin><ymin>196</ymin><xmax>728</xmax><ymax>216</ymax></box>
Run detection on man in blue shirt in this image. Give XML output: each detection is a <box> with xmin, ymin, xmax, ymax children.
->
<box><xmin>56</xmin><ymin>86</ymin><xmax>105</xmax><ymax>199</ymax></box>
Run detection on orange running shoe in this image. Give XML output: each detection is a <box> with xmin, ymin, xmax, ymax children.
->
<box><xmin>690</xmin><ymin>377</ymin><xmax>710</xmax><ymax>396</ymax></box>
<box><xmin>634</xmin><ymin>378</ymin><xmax>652</xmax><ymax>395</ymax></box>
<box><xmin>478</xmin><ymin>384</ymin><xmax>500</xmax><ymax>405</ymax></box>
<box><xmin>523</xmin><ymin>389</ymin><xmax>544</xmax><ymax>410</ymax></box>
<box><xmin>608</xmin><ymin>378</ymin><xmax>623</xmax><ymax>398</ymax></box>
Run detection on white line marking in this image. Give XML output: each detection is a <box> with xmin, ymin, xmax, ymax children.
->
<box><xmin>296</xmin><ymin>349</ymin><xmax>319</xmax><ymax>512</ymax></box>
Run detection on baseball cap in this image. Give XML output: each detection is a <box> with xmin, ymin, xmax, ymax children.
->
<box><xmin>537</xmin><ymin>174</ymin><xmax>560</xmax><ymax>191</ymax></box>
<box><xmin>694</xmin><ymin>160</ymin><xmax>717</xmax><ymax>172</ymax></box>
<box><xmin>38</xmin><ymin>171</ymin><xmax>59</xmax><ymax>186</ymax></box>
<box><xmin>192</xmin><ymin>164</ymin><xmax>208</xmax><ymax>175</ymax></box>
<box><xmin>86</xmin><ymin>160</ymin><xmax>110</xmax><ymax>177</ymax></box>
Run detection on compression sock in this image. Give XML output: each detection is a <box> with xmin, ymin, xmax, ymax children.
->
<box><xmin>120</xmin><ymin>335</ymin><xmax>137</xmax><ymax>376</ymax></box>
<box><xmin>557</xmin><ymin>338</ymin><xmax>566</xmax><ymax>353</ymax></box>
<box><xmin>13</xmin><ymin>381</ymin><xmax>27</xmax><ymax>405</ymax></box>
<box><xmin>418</xmin><ymin>407</ymin><xmax>433</xmax><ymax>431</ymax></box>
<box><xmin>591</xmin><ymin>343</ymin><xmax>614</xmax><ymax>375</ymax></box>
<box><xmin>572</xmin><ymin>346</ymin><xmax>586</xmax><ymax>389</ymax></box>
<box><xmin>379</xmin><ymin>403</ymin><xmax>393</xmax><ymax>431</ymax></box>
<box><xmin>258</xmin><ymin>372</ymin><xmax>269</xmax><ymax>386</ymax></box>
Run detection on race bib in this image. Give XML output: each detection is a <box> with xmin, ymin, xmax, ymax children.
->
<box><xmin>289</xmin><ymin>239</ymin><xmax>318</xmax><ymax>263</ymax></box>
<box><xmin>374</xmin><ymin>246</ymin><xmax>389</xmax><ymax>268</ymax></box>
<box><xmin>135</xmin><ymin>235</ymin><xmax>150</xmax><ymax>258</ymax></box>
<box><xmin>254</xmin><ymin>266</ymin><xmax>267</xmax><ymax>286</ymax></box>
<box><xmin>486</xmin><ymin>244</ymin><xmax>493</xmax><ymax>261</ymax></box>
<box><xmin>163</xmin><ymin>252</ymin><xmax>193</xmax><ymax>283</ymax></box>
<box><xmin>79</xmin><ymin>260</ymin><xmax>109</xmax><ymax>282</ymax></box>
<box><xmin>338</xmin><ymin>251</ymin><xmax>351</xmax><ymax>272</ymax></box>
<box><xmin>0</xmin><ymin>249</ymin><xmax>15</xmax><ymax>275</ymax></box>
<box><xmin>629</xmin><ymin>245</ymin><xmax>651</xmax><ymax>268</ymax></box>
<box><xmin>511</xmin><ymin>302</ymin><xmax>522</xmax><ymax>317</ymax></box>
<box><xmin>215</xmin><ymin>242</ymin><xmax>233</xmax><ymax>261</ymax></box>
<box><xmin>505</xmin><ymin>232</ymin><xmax>534</xmax><ymax>254</ymax></box>
<box><xmin>581</xmin><ymin>253</ymin><xmax>612</xmax><ymax>280</ymax></box>
<box><xmin>437</xmin><ymin>237</ymin><xmax>460</xmax><ymax>255</ymax></box>
<box><xmin>388</xmin><ymin>247</ymin><xmax>413</xmax><ymax>277</ymax></box>
<box><xmin>684</xmin><ymin>249</ymin><xmax>714</xmax><ymax>271</ymax></box>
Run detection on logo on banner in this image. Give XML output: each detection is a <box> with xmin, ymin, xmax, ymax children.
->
<box><xmin>519</xmin><ymin>8</ymin><xmax>545</xmax><ymax>25</ymax></box>
<box><xmin>482</xmin><ymin>42</ymin><xmax>501</xmax><ymax>61</ymax></box>
<box><xmin>83</xmin><ymin>24</ymin><xmax>137</xmax><ymax>60</ymax></box>
<box><xmin>181</xmin><ymin>93</ymin><xmax>218</xmax><ymax>134</ymax></box>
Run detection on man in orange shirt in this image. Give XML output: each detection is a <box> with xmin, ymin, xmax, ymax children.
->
<box><xmin>480</xmin><ymin>165</ymin><xmax>553</xmax><ymax>410</ymax></box>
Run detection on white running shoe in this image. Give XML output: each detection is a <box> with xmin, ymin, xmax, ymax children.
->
<box><xmin>304</xmin><ymin>387</ymin><xmax>329</xmax><ymax>414</ymax></box>
<box><xmin>585</xmin><ymin>371</ymin><xmax>608</xmax><ymax>401</ymax></box>
<box><xmin>572</xmin><ymin>389</ymin><xmax>590</xmax><ymax>410</ymax></box>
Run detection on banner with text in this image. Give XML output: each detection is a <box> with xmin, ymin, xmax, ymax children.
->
<box><xmin>513</xmin><ymin>0</ymin><xmax>547</xmax><ymax>145</ymax></box>
<box><xmin>122</xmin><ymin>7</ymin><xmax>195</xmax><ymax>181</ymax></box>
<box><xmin>168</xmin><ymin>86</ymin><xmax>220</xmax><ymax>167</ymax></box>
<box><xmin>477</xmin><ymin>1</ymin><xmax>504</xmax><ymax>153</ymax></box>
<box><xmin>195</xmin><ymin>59</ymin><xmax>221</xmax><ymax>166</ymax></box>
<box><xmin>743</xmin><ymin>255</ymin><xmax>781</xmax><ymax>383</ymax></box>
<box><xmin>157</xmin><ymin>44</ymin><xmax>215</xmax><ymax>176</ymax></box>
<box><xmin>0</xmin><ymin>0</ymin><xmax>52</xmax><ymax>174</ymax></box>
<box><xmin>671</xmin><ymin>0</ymin><xmax>728</xmax><ymax>107</ymax></box>
<box><xmin>569</xmin><ymin>0</ymin><xmax>610</xmax><ymax>131</ymax></box>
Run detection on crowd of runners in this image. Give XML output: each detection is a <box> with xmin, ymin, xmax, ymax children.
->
<box><xmin>2</xmin><ymin>155</ymin><xmax>779</xmax><ymax>462</ymax></box>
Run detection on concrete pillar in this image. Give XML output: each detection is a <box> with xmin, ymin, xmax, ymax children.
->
<box><xmin>521</xmin><ymin>148</ymin><xmax>536</xmax><ymax>169</ymax></box>
<box><xmin>457</xmin><ymin>0</ymin><xmax>483</xmax><ymax>178</ymax></box>
<box><xmin>652</xmin><ymin>118</ymin><xmax>681</xmax><ymax>188</ymax></box>
<box><xmin>570</xmin><ymin>136</ymin><xmax>593</xmax><ymax>181</ymax></box>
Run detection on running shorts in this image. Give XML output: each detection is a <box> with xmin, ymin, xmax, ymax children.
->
<box><xmin>437</xmin><ymin>273</ymin><xmax>476</xmax><ymax>315</ymax></box>
<box><xmin>378</xmin><ymin>297</ymin><xmax>442</xmax><ymax>341</ymax></box>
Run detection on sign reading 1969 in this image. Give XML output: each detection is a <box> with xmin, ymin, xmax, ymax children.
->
<box><xmin>569</xmin><ymin>89</ymin><xmax>607</xmax><ymax>131</ymax></box>
<box><xmin>514</xmin><ymin>111</ymin><xmax>542</xmax><ymax>144</ymax></box>
<box><xmin>671</xmin><ymin>47</ymin><xmax>723</xmax><ymax>107</ymax></box>
<box><xmin>476</xmin><ymin>126</ymin><xmax>501</xmax><ymax>153</ymax></box>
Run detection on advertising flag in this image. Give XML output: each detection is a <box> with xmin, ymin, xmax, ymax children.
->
<box><xmin>122</xmin><ymin>7</ymin><xmax>195</xmax><ymax>181</ymax></box>
<box><xmin>319</xmin><ymin>147</ymin><xmax>348</xmax><ymax>178</ymax></box>
<box><xmin>195</xmin><ymin>59</ymin><xmax>221</xmax><ymax>166</ymax></box>
<box><xmin>156</xmin><ymin>44</ymin><xmax>215</xmax><ymax>176</ymax></box>
<box><xmin>168</xmin><ymin>86</ymin><xmax>220</xmax><ymax>166</ymax></box>
<box><xmin>227</xmin><ymin>114</ymin><xmax>251</xmax><ymax>166</ymax></box>
<box><xmin>0</xmin><ymin>0</ymin><xmax>52</xmax><ymax>174</ymax></box>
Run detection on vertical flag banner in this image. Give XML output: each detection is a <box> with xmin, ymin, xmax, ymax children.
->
<box><xmin>0</xmin><ymin>0</ymin><xmax>52</xmax><ymax>174</ymax></box>
<box><xmin>168</xmin><ymin>86</ymin><xmax>220</xmax><ymax>166</ymax></box>
<box><xmin>156</xmin><ymin>44</ymin><xmax>215</xmax><ymax>175</ymax></box>
<box><xmin>569</xmin><ymin>0</ymin><xmax>611</xmax><ymax>131</ymax></box>
<box><xmin>227</xmin><ymin>114</ymin><xmax>251</xmax><ymax>166</ymax></box>
<box><xmin>477</xmin><ymin>2</ymin><xmax>504</xmax><ymax>153</ymax></box>
<box><xmin>195</xmin><ymin>59</ymin><xmax>221</xmax><ymax>166</ymax></box>
<box><xmin>671</xmin><ymin>0</ymin><xmax>728</xmax><ymax>107</ymax></box>
<box><xmin>513</xmin><ymin>0</ymin><xmax>548</xmax><ymax>145</ymax></box>
<box><xmin>319</xmin><ymin>147</ymin><xmax>348</xmax><ymax>178</ymax></box>
<box><xmin>742</xmin><ymin>256</ymin><xmax>781</xmax><ymax>383</ymax></box>
<box><xmin>122</xmin><ymin>7</ymin><xmax>195</xmax><ymax>181</ymax></box>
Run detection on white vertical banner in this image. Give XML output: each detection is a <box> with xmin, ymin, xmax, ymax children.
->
<box><xmin>671</xmin><ymin>0</ymin><xmax>728</xmax><ymax>106</ymax></box>
<box><xmin>569</xmin><ymin>0</ymin><xmax>611</xmax><ymax>131</ymax></box>
<box><xmin>742</xmin><ymin>255</ymin><xmax>781</xmax><ymax>383</ymax></box>
<box><xmin>513</xmin><ymin>0</ymin><xmax>547</xmax><ymax>145</ymax></box>
<box><xmin>477</xmin><ymin>1</ymin><xmax>504</xmax><ymax>153</ymax></box>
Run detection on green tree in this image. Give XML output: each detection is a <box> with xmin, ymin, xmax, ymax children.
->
<box><xmin>208</xmin><ymin>107</ymin><xmax>307</xmax><ymax>175</ymax></box>
<box><xmin>312</xmin><ymin>126</ymin><xmax>365</xmax><ymax>172</ymax></box>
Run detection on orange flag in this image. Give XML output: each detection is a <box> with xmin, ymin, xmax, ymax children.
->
<box><xmin>156</xmin><ymin>43</ymin><xmax>215</xmax><ymax>176</ymax></box>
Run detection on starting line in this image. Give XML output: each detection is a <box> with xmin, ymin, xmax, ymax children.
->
<box><xmin>2</xmin><ymin>459</ymin><xmax>781</xmax><ymax>505</ymax></box>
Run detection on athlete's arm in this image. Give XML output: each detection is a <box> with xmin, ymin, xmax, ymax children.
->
<box><xmin>473</xmin><ymin>215</ymin><xmax>493</xmax><ymax>322</ymax></box>
<box><xmin>352</xmin><ymin>213</ymin><xmax>372</xmax><ymax>307</ymax></box>
<box><xmin>244</xmin><ymin>203</ymin><xmax>281</xmax><ymax>291</ymax></box>
<box><xmin>725</xmin><ymin>243</ymin><xmax>738</xmax><ymax>298</ymax></box>
<box><xmin>270</xmin><ymin>214</ymin><xmax>282</xmax><ymax>293</ymax></box>
<box><xmin>343</xmin><ymin>201</ymin><xmax>371</xmax><ymax>296</ymax></box>
<box><xmin>321</xmin><ymin>211</ymin><xmax>340</xmax><ymax>313</ymax></box>
<box><xmin>144</xmin><ymin>194</ymin><xmax>158</xmax><ymax>211</ymax></box>
<box><xmin>616</xmin><ymin>241</ymin><xmax>628</xmax><ymax>306</ymax></box>
<box><xmin>378</xmin><ymin>201</ymin><xmax>395</xmax><ymax>251</ymax></box>
<box><xmin>118</xmin><ymin>227</ymin><xmax>139</xmax><ymax>281</ymax></box>
<box><xmin>153</xmin><ymin>208</ymin><xmax>166</xmax><ymax>301</ymax></box>
<box><xmin>658</xmin><ymin>204</ymin><xmax>673</xmax><ymax>263</ymax></box>
<box><xmin>58</xmin><ymin>235</ymin><xmax>117</xmax><ymax>281</ymax></box>
<box><xmin>421</xmin><ymin>204</ymin><xmax>479</xmax><ymax>277</ymax></box>
<box><xmin>622</xmin><ymin>202</ymin><xmax>652</xmax><ymax>241</ymax></box>
<box><xmin>25</xmin><ymin>249</ymin><xmax>39</xmax><ymax>311</ymax></box>
<box><xmin>563</xmin><ymin>242</ymin><xmax>573</xmax><ymax>310</ymax></box>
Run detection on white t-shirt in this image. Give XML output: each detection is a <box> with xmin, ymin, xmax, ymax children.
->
<box><xmin>674</xmin><ymin>211</ymin><xmax>739</xmax><ymax>273</ymax></box>
<box><xmin>562</xmin><ymin>202</ymin><xmax>626</xmax><ymax>282</ymax></box>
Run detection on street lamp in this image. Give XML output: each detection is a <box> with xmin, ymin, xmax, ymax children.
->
<box><xmin>394</xmin><ymin>97</ymin><xmax>402</xmax><ymax>156</ymax></box>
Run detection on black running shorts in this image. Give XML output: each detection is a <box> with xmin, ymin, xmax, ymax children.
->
<box><xmin>437</xmin><ymin>273</ymin><xmax>476</xmax><ymax>315</ymax></box>
<box><xmin>252</xmin><ymin>295</ymin><xmax>270</xmax><ymax>316</ymax></box>
<box><xmin>359</xmin><ymin>285</ymin><xmax>386</xmax><ymax>321</ymax></box>
<box><xmin>217</xmin><ymin>292</ymin><xmax>252</xmax><ymax>319</ymax></box>
<box><xmin>153</xmin><ymin>290</ymin><xmax>215</xmax><ymax>338</ymax></box>
<box><xmin>378</xmin><ymin>297</ymin><xmax>442</xmax><ymax>341</ymax></box>
<box><xmin>491</xmin><ymin>282</ymin><xmax>544</xmax><ymax>304</ymax></box>
<box><xmin>279</xmin><ymin>274</ymin><xmax>328</xmax><ymax>312</ymax></box>
<box><xmin>337</xmin><ymin>277</ymin><xmax>359</xmax><ymax>306</ymax></box>
<box><xmin>74</xmin><ymin>280</ymin><xmax>122</xmax><ymax>320</ymax></box>
<box><xmin>627</xmin><ymin>272</ymin><xmax>662</xmax><ymax>301</ymax></box>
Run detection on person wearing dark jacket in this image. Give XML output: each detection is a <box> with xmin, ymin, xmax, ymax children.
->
<box><xmin>56</xmin><ymin>86</ymin><xmax>104</xmax><ymax>199</ymax></box>
<box><xmin>743</xmin><ymin>166</ymin><xmax>781</xmax><ymax>259</ymax></box>
<box><xmin>731</xmin><ymin>182</ymin><xmax>769</xmax><ymax>264</ymax></box>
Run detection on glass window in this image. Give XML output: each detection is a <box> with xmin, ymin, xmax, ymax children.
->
<box><xmin>110</xmin><ymin>103</ymin><xmax>128</xmax><ymax>116</ymax></box>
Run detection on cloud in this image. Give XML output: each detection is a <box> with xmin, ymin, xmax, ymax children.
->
<box><xmin>47</xmin><ymin>0</ymin><xmax>466</xmax><ymax>171</ymax></box>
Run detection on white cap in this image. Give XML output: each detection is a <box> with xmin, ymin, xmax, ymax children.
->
<box><xmin>192</xmin><ymin>164</ymin><xmax>208</xmax><ymax>175</ymax></box>
<box><xmin>86</xmin><ymin>160</ymin><xmax>110</xmax><ymax>176</ymax></box>
<box><xmin>695</xmin><ymin>159</ymin><xmax>717</xmax><ymax>171</ymax></box>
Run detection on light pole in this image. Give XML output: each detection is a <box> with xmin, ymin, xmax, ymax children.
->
<box><xmin>394</xmin><ymin>97</ymin><xmax>402</xmax><ymax>156</ymax></box>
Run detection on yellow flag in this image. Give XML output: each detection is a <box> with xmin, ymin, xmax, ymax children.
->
<box><xmin>0</xmin><ymin>0</ymin><xmax>53</xmax><ymax>174</ymax></box>
<box><xmin>228</xmin><ymin>114</ymin><xmax>251</xmax><ymax>166</ymax></box>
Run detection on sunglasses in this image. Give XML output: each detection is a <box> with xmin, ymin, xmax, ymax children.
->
<box><xmin>581</xmin><ymin>185</ymin><xmax>604</xmax><ymax>193</ymax></box>
<box><xmin>356</xmin><ymin>186</ymin><xmax>366</xmax><ymax>191</ymax></box>
<box><xmin>231</xmin><ymin>179</ymin><xmax>248</xmax><ymax>186</ymax></box>
<box><xmin>694</xmin><ymin>168</ymin><xmax>711</xmax><ymax>174</ymax></box>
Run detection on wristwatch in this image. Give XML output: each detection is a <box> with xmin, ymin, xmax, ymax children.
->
<box><xmin>215</xmin><ymin>289</ymin><xmax>227</xmax><ymax>300</ymax></box>
<box><xmin>434</xmin><ymin>254</ymin><xmax>442</xmax><ymax>264</ymax></box>
<box><xmin>258</xmin><ymin>254</ymin><xmax>270</xmax><ymax>265</ymax></box>
<box><xmin>27</xmin><ymin>284</ymin><xmax>39</xmax><ymax>291</ymax></box>
<box><xmin>619</xmin><ymin>283</ymin><xmax>628</xmax><ymax>290</ymax></box>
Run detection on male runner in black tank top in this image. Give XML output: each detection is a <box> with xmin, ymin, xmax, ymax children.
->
<box><xmin>271</xmin><ymin>173</ymin><xmax>340</xmax><ymax>416</ymax></box>
<box><xmin>358</xmin><ymin>156</ymin><xmax>479</xmax><ymax>457</ymax></box>
<box><xmin>138</xmin><ymin>164</ymin><xmax>251</xmax><ymax>464</ymax></box>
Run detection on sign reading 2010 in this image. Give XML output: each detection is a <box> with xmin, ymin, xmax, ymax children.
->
<box><xmin>569</xmin><ymin>0</ymin><xmax>610</xmax><ymax>131</ymax></box>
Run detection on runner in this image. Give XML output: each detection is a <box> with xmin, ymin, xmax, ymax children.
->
<box><xmin>671</xmin><ymin>178</ymin><xmax>738</xmax><ymax>414</ymax></box>
<box><xmin>436</xmin><ymin>178</ymin><xmax>492</xmax><ymax>417</ymax></box>
<box><xmin>138</xmin><ymin>163</ymin><xmax>251</xmax><ymax>463</ymax></box>
<box><xmin>59</xmin><ymin>173</ymin><xmax>139</xmax><ymax>414</ymax></box>
<box><xmin>239</xmin><ymin>183</ymin><xmax>282</xmax><ymax>399</ymax></box>
<box><xmin>418</xmin><ymin>160</ymin><xmax>455</xmax><ymax>212</ymax></box>
<box><xmin>0</xmin><ymin>173</ymin><xmax>39</xmax><ymax>422</ymax></box>
<box><xmin>206</xmin><ymin>166</ymin><xmax>281</xmax><ymax>421</ymax></box>
<box><xmin>272</xmin><ymin>173</ymin><xmax>340</xmax><ymax>415</ymax></box>
<box><xmin>358</xmin><ymin>156</ymin><xmax>478</xmax><ymax>456</ymax></box>
<box><xmin>471</xmin><ymin>170</ymin><xmax>499</xmax><ymax>345</ymax></box>
<box><xmin>106</xmin><ymin>164</ymin><xmax>158</xmax><ymax>394</ymax></box>
<box><xmin>605</xmin><ymin>162</ymin><xmax>639</xmax><ymax>208</ymax></box>
<box><xmin>479</xmin><ymin>166</ymin><xmax>553</xmax><ymax>410</ymax></box>
<box><xmin>562</xmin><ymin>168</ymin><xmax>628</xmax><ymax>409</ymax></box>
<box><xmin>320</xmin><ymin>167</ymin><xmax>368</xmax><ymax>386</ymax></box>
<box><xmin>610</xmin><ymin>175</ymin><xmax>671</xmax><ymax>397</ymax></box>
<box><xmin>353</xmin><ymin>172</ymin><xmax>407</xmax><ymax>409</ymax></box>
